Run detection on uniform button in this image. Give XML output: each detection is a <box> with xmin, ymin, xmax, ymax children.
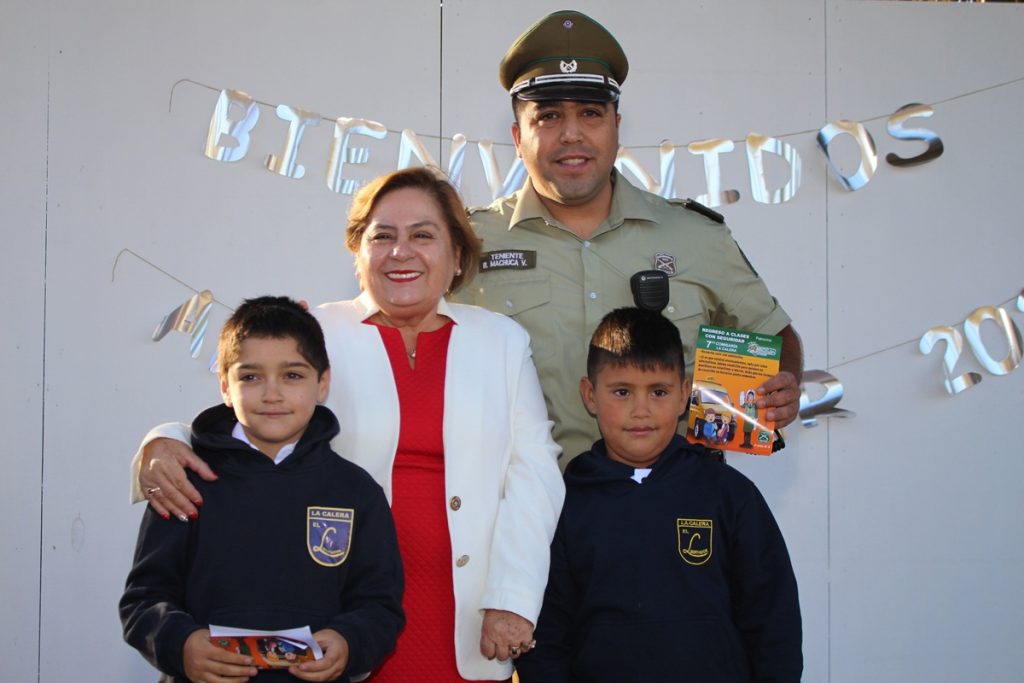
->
<box><xmin>505</xmin><ymin>299</ymin><xmax>513</xmax><ymax>309</ymax></box>
<box><xmin>456</xmin><ymin>554</ymin><xmax>470</xmax><ymax>567</ymax></box>
<box><xmin>588</xmin><ymin>291</ymin><xmax>598</xmax><ymax>300</ymax></box>
<box><xmin>666</xmin><ymin>305</ymin><xmax>675</xmax><ymax>314</ymax></box>
<box><xmin>583</xmin><ymin>240</ymin><xmax>591</xmax><ymax>248</ymax></box>
<box><xmin>449</xmin><ymin>496</ymin><xmax>462</xmax><ymax>511</ymax></box>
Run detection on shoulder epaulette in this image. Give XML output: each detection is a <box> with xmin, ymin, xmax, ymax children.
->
<box><xmin>679</xmin><ymin>198</ymin><xmax>724</xmax><ymax>224</ymax></box>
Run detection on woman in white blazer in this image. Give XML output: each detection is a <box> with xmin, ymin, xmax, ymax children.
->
<box><xmin>132</xmin><ymin>168</ymin><xmax>565</xmax><ymax>682</ymax></box>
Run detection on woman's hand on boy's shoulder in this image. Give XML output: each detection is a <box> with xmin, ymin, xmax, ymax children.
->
<box><xmin>140</xmin><ymin>438</ymin><xmax>217</xmax><ymax>522</ymax></box>
<box><xmin>289</xmin><ymin>629</ymin><xmax>349</xmax><ymax>682</ymax></box>
<box><xmin>182</xmin><ymin>629</ymin><xmax>257</xmax><ymax>683</ymax></box>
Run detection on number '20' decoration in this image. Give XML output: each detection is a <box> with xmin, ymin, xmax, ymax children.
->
<box><xmin>919</xmin><ymin>292</ymin><xmax>1024</xmax><ymax>395</ymax></box>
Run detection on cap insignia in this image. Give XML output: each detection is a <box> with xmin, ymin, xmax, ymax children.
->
<box><xmin>563</xmin><ymin>19</ymin><xmax>574</xmax><ymax>28</ymax></box>
<box><xmin>560</xmin><ymin>59</ymin><xmax>578</xmax><ymax>74</ymax></box>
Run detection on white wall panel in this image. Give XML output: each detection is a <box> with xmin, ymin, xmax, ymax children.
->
<box><xmin>1</xmin><ymin>1</ymin><xmax>48</xmax><ymax>681</ymax></box>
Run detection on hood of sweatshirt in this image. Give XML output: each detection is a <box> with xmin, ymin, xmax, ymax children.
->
<box><xmin>189</xmin><ymin>403</ymin><xmax>340</xmax><ymax>474</ymax></box>
<box><xmin>563</xmin><ymin>434</ymin><xmax>719</xmax><ymax>488</ymax></box>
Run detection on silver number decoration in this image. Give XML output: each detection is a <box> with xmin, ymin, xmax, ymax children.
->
<box><xmin>919</xmin><ymin>326</ymin><xmax>983</xmax><ymax>395</ymax></box>
<box><xmin>205</xmin><ymin>89</ymin><xmax>260</xmax><ymax>162</ymax></box>
<box><xmin>745</xmin><ymin>134</ymin><xmax>801</xmax><ymax>204</ymax></box>
<box><xmin>962</xmin><ymin>306</ymin><xmax>1023</xmax><ymax>375</ymax></box>
<box><xmin>688</xmin><ymin>138</ymin><xmax>740</xmax><ymax>208</ymax></box>
<box><xmin>816</xmin><ymin>120</ymin><xmax>878</xmax><ymax>191</ymax></box>
<box><xmin>798</xmin><ymin>370</ymin><xmax>855</xmax><ymax>427</ymax></box>
<box><xmin>327</xmin><ymin>117</ymin><xmax>388</xmax><ymax>195</ymax></box>
<box><xmin>478</xmin><ymin>139</ymin><xmax>527</xmax><ymax>201</ymax></box>
<box><xmin>265</xmin><ymin>105</ymin><xmax>321</xmax><ymax>179</ymax></box>
<box><xmin>152</xmin><ymin>290</ymin><xmax>215</xmax><ymax>359</ymax></box>
<box><xmin>886</xmin><ymin>103</ymin><xmax>943</xmax><ymax>167</ymax></box>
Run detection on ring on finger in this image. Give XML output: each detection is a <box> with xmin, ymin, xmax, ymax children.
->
<box><xmin>145</xmin><ymin>486</ymin><xmax>161</xmax><ymax>496</ymax></box>
<box><xmin>510</xmin><ymin>646</ymin><xmax>520</xmax><ymax>657</ymax></box>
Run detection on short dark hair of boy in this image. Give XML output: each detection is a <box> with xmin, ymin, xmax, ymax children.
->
<box><xmin>587</xmin><ymin>307</ymin><xmax>686</xmax><ymax>381</ymax></box>
<box><xmin>217</xmin><ymin>296</ymin><xmax>330</xmax><ymax>378</ymax></box>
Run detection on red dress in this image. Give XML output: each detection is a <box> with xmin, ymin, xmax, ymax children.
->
<box><xmin>367</xmin><ymin>321</ymin><xmax>505</xmax><ymax>683</ymax></box>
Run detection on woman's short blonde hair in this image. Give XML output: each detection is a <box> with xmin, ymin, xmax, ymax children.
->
<box><xmin>345</xmin><ymin>167</ymin><xmax>482</xmax><ymax>293</ymax></box>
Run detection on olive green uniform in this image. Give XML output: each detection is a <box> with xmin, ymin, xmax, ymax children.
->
<box><xmin>453</xmin><ymin>171</ymin><xmax>791</xmax><ymax>464</ymax></box>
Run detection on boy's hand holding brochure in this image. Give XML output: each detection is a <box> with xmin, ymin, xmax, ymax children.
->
<box><xmin>291</xmin><ymin>628</ymin><xmax>349</xmax><ymax>682</ymax></box>
<box><xmin>184</xmin><ymin>628</ymin><xmax>257</xmax><ymax>682</ymax></box>
<box><xmin>206</xmin><ymin>623</ymin><xmax>348</xmax><ymax>680</ymax></box>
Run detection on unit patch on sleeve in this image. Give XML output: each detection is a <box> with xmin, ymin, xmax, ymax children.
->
<box><xmin>653</xmin><ymin>252</ymin><xmax>677</xmax><ymax>276</ymax></box>
<box><xmin>677</xmin><ymin>518</ymin><xmax>713</xmax><ymax>566</ymax></box>
<box><xmin>308</xmin><ymin>506</ymin><xmax>354</xmax><ymax>567</ymax></box>
<box><xmin>480</xmin><ymin>250</ymin><xmax>537</xmax><ymax>271</ymax></box>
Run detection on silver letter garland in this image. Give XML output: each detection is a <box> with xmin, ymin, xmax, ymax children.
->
<box><xmin>886</xmin><ymin>103</ymin><xmax>944</xmax><ymax>167</ymax></box>
<box><xmin>194</xmin><ymin>82</ymin><xmax>952</xmax><ymax>200</ymax></box>
<box><xmin>152</xmin><ymin>290</ymin><xmax>214</xmax><ymax>359</ymax></box>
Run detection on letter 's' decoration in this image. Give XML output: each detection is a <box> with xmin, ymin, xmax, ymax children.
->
<box><xmin>886</xmin><ymin>103</ymin><xmax>943</xmax><ymax>167</ymax></box>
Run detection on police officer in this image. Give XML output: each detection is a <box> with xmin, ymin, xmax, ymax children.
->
<box><xmin>454</xmin><ymin>9</ymin><xmax>804</xmax><ymax>464</ymax></box>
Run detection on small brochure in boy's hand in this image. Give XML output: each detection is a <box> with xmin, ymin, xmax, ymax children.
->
<box><xmin>209</xmin><ymin>624</ymin><xmax>324</xmax><ymax>669</ymax></box>
<box><xmin>685</xmin><ymin>325</ymin><xmax>782</xmax><ymax>456</ymax></box>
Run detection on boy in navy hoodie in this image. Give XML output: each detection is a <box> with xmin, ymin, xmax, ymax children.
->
<box><xmin>516</xmin><ymin>308</ymin><xmax>801</xmax><ymax>682</ymax></box>
<box><xmin>120</xmin><ymin>296</ymin><xmax>404</xmax><ymax>682</ymax></box>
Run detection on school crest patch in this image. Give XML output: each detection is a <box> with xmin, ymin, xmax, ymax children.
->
<box><xmin>677</xmin><ymin>518</ymin><xmax>713</xmax><ymax>566</ymax></box>
<box><xmin>307</xmin><ymin>507</ymin><xmax>353</xmax><ymax>567</ymax></box>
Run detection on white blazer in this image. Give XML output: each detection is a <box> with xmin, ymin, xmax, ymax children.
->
<box><xmin>314</xmin><ymin>292</ymin><xmax>564</xmax><ymax>681</ymax></box>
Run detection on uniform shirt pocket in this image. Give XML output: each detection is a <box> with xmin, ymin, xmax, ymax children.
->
<box><xmin>466</xmin><ymin>274</ymin><xmax>552</xmax><ymax>318</ymax></box>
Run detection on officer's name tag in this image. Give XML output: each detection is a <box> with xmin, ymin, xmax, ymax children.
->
<box><xmin>480</xmin><ymin>250</ymin><xmax>537</xmax><ymax>271</ymax></box>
